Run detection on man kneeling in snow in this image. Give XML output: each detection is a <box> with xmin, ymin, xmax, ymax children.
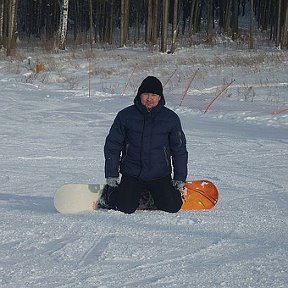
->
<box><xmin>99</xmin><ymin>76</ymin><xmax>188</xmax><ymax>214</ymax></box>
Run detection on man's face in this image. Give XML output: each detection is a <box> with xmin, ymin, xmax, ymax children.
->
<box><xmin>140</xmin><ymin>93</ymin><xmax>161</xmax><ymax>110</ymax></box>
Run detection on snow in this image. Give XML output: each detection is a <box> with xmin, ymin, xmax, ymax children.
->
<box><xmin>1</xmin><ymin>45</ymin><xmax>288</xmax><ymax>287</ymax></box>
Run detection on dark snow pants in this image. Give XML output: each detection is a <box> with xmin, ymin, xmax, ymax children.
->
<box><xmin>115</xmin><ymin>176</ymin><xmax>183</xmax><ymax>214</ymax></box>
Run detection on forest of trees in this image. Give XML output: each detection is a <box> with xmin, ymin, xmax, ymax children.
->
<box><xmin>0</xmin><ymin>0</ymin><xmax>288</xmax><ymax>56</ymax></box>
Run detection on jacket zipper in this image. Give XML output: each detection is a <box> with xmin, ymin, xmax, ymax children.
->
<box><xmin>138</xmin><ymin>115</ymin><xmax>146</xmax><ymax>177</ymax></box>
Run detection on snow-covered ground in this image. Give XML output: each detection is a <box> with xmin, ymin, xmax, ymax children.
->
<box><xmin>0</xmin><ymin>45</ymin><xmax>287</xmax><ymax>287</ymax></box>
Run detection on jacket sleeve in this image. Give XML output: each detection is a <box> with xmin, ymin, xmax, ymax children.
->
<box><xmin>104</xmin><ymin>113</ymin><xmax>126</xmax><ymax>178</ymax></box>
<box><xmin>169</xmin><ymin>116</ymin><xmax>188</xmax><ymax>182</ymax></box>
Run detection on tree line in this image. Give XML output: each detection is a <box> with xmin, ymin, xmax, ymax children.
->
<box><xmin>1</xmin><ymin>0</ymin><xmax>288</xmax><ymax>56</ymax></box>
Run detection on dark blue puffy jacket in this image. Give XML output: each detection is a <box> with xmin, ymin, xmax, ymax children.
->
<box><xmin>104</xmin><ymin>93</ymin><xmax>188</xmax><ymax>182</ymax></box>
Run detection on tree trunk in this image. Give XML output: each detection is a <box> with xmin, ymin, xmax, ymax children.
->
<box><xmin>189</xmin><ymin>0</ymin><xmax>197</xmax><ymax>36</ymax></box>
<box><xmin>151</xmin><ymin>0</ymin><xmax>159</xmax><ymax>45</ymax></box>
<box><xmin>282</xmin><ymin>0</ymin><xmax>288</xmax><ymax>48</ymax></box>
<box><xmin>161</xmin><ymin>0</ymin><xmax>169</xmax><ymax>52</ymax></box>
<box><xmin>120</xmin><ymin>0</ymin><xmax>125</xmax><ymax>46</ymax></box>
<box><xmin>231</xmin><ymin>0</ymin><xmax>239</xmax><ymax>40</ymax></box>
<box><xmin>218</xmin><ymin>0</ymin><xmax>224</xmax><ymax>29</ymax></box>
<box><xmin>224</xmin><ymin>0</ymin><xmax>231</xmax><ymax>32</ymax></box>
<box><xmin>276</xmin><ymin>0</ymin><xmax>282</xmax><ymax>47</ymax></box>
<box><xmin>0</xmin><ymin>0</ymin><xmax>4</xmax><ymax>49</ymax></box>
<box><xmin>88</xmin><ymin>0</ymin><xmax>94</xmax><ymax>47</ymax></box>
<box><xmin>146</xmin><ymin>0</ymin><xmax>153</xmax><ymax>43</ymax></box>
<box><xmin>249</xmin><ymin>0</ymin><xmax>254</xmax><ymax>49</ymax></box>
<box><xmin>207</xmin><ymin>0</ymin><xmax>213</xmax><ymax>40</ymax></box>
<box><xmin>194</xmin><ymin>0</ymin><xmax>201</xmax><ymax>33</ymax></box>
<box><xmin>45</xmin><ymin>1</ymin><xmax>58</xmax><ymax>42</ymax></box>
<box><xmin>58</xmin><ymin>0</ymin><xmax>69</xmax><ymax>50</ymax></box>
<box><xmin>73</xmin><ymin>0</ymin><xmax>79</xmax><ymax>42</ymax></box>
<box><xmin>134</xmin><ymin>0</ymin><xmax>141</xmax><ymax>43</ymax></box>
<box><xmin>109</xmin><ymin>0</ymin><xmax>114</xmax><ymax>44</ymax></box>
<box><xmin>120</xmin><ymin>0</ymin><xmax>129</xmax><ymax>47</ymax></box>
<box><xmin>36</xmin><ymin>0</ymin><xmax>43</xmax><ymax>37</ymax></box>
<box><xmin>171</xmin><ymin>0</ymin><xmax>179</xmax><ymax>53</ymax></box>
<box><xmin>6</xmin><ymin>0</ymin><xmax>18</xmax><ymax>56</ymax></box>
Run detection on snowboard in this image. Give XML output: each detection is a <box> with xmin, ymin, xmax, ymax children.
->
<box><xmin>54</xmin><ymin>180</ymin><xmax>219</xmax><ymax>214</ymax></box>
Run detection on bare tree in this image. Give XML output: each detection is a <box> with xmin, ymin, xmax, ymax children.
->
<box><xmin>146</xmin><ymin>0</ymin><xmax>153</xmax><ymax>43</ymax></box>
<box><xmin>72</xmin><ymin>0</ymin><xmax>80</xmax><ymax>43</ymax></box>
<box><xmin>108</xmin><ymin>0</ymin><xmax>115</xmax><ymax>44</ymax></box>
<box><xmin>0</xmin><ymin>0</ymin><xmax>4</xmax><ymax>49</ymax></box>
<box><xmin>6</xmin><ymin>0</ymin><xmax>18</xmax><ymax>56</ymax></box>
<box><xmin>231</xmin><ymin>0</ymin><xmax>239</xmax><ymax>40</ymax></box>
<box><xmin>207</xmin><ymin>0</ymin><xmax>213</xmax><ymax>41</ymax></box>
<box><xmin>88</xmin><ymin>0</ymin><xmax>94</xmax><ymax>47</ymax></box>
<box><xmin>189</xmin><ymin>0</ymin><xmax>197</xmax><ymax>36</ymax></box>
<box><xmin>249</xmin><ymin>0</ymin><xmax>254</xmax><ymax>49</ymax></box>
<box><xmin>151</xmin><ymin>0</ymin><xmax>159</xmax><ymax>45</ymax></box>
<box><xmin>171</xmin><ymin>0</ymin><xmax>179</xmax><ymax>53</ymax></box>
<box><xmin>36</xmin><ymin>0</ymin><xmax>43</xmax><ymax>37</ymax></box>
<box><xmin>120</xmin><ymin>0</ymin><xmax>129</xmax><ymax>47</ymax></box>
<box><xmin>276</xmin><ymin>0</ymin><xmax>282</xmax><ymax>47</ymax></box>
<box><xmin>58</xmin><ymin>0</ymin><xmax>69</xmax><ymax>50</ymax></box>
<box><xmin>2</xmin><ymin>0</ymin><xmax>288</xmax><ymax>55</ymax></box>
<box><xmin>161</xmin><ymin>0</ymin><xmax>169</xmax><ymax>52</ymax></box>
<box><xmin>145</xmin><ymin>0</ymin><xmax>159</xmax><ymax>45</ymax></box>
<box><xmin>224</xmin><ymin>0</ymin><xmax>232</xmax><ymax>32</ymax></box>
<box><xmin>282</xmin><ymin>1</ymin><xmax>288</xmax><ymax>48</ymax></box>
<box><xmin>194</xmin><ymin>0</ymin><xmax>202</xmax><ymax>33</ymax></box>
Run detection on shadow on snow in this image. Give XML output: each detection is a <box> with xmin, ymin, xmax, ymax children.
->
<box><xmin>0</xmin><ymin>193</ymin><xmax>55</xmax><ymax>214</ymax></box>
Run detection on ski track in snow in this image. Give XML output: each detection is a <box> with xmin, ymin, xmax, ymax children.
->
<box><xmin>1</xmin><ymin>47</ymin><xmax>288</xmax><ymax>287</ymax></box>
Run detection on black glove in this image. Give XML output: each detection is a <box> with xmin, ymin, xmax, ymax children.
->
<box><xmin>98</xmin><ymin>179</ymin><xmax>118</xmax><ymax>209</ymax></box>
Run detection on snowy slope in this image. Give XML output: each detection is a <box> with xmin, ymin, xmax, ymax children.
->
<box><xmin>0</xmin><ymin>46</ymin><xmax>288</xmax><ymax>287</ymax></box>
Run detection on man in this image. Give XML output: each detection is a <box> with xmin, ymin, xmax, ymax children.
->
<box><xmin>99</xmin><ymin>76</ymin><xmax>188</xmax><ymax>214</ymax></box>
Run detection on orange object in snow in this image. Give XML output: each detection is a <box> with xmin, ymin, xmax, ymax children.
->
<box><xmin>35</xmin><ymin>63</ymin><xmax>44</xmax><ymax>73</ymax></box>
<box><xmin>181</xmin><ymin>180</ymin><xmax>219</xmax><ymax>210</ymax></box>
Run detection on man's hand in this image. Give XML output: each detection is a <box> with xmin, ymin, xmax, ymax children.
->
<box><xmin>172</xmin><ymin>180</ymin><xmax>185</xmax><ymax>191</ymax></box>
<box><xmin>106</xmin><ymin>177</ymin><xmax>119</xmax><ymax>187</ymax></box>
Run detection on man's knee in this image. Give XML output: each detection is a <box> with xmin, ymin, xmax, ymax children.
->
<box><xmin>149</xmin><ymin>178</ymin><xmax>183</xmax><ymax>213</ymax></box>
<box><xmin>116</xmin><ymin>200</ymin><xmax>139</xmax><ymax>214</ymax></box>
<box><xmin>158</xmin><ymin>195</ymin><xmax>183</xmax><ymax>213</ymax></box>
<box><xmin>115</xmin><ymin>176</ymin><xmax>141</xmax><ymax>214</ymax></box>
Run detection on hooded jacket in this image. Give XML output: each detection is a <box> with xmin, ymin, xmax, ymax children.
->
<box><xmin>104</xmin><ymin>84</ymin><xmax>188</xmax><ymax>182</ymax></box>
